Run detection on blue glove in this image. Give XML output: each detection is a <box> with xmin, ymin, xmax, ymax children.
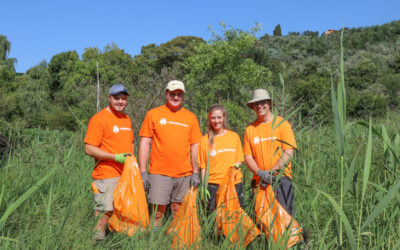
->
<box><xmin>257</xmin><ymin>170</ymin><xmax>276</xmax><ymax>188</ymax></box>
<box><xmin>141</xmin><ymin>172</ymin><xmax>150</xmax><ymax>192</ymax></box>
<box><xmin>190</xmin><ymin>173</ymin><xmax>201</xmax><ymax>188</ymax></box>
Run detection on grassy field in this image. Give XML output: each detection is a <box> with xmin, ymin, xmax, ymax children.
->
<box><xmin>1</xmin><ymin>41</ymin><xmax>400</xmax><ymax>248</ymax></box>
<box><xmin>0</xmin><ymin>108</ymin><xmax>399</xmax><ymax>249</ymax></box>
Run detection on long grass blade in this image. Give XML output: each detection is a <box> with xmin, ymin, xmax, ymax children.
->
<box><xmin>317</xmin><ymin>189</ymin><xmax>356</xmax><ymax>250</ymax></box>
<box><xmin>361</xmin><ymin>177</ymin><xmax>400</xmax><ymax>231</ymax></box>
<box><xmin>0</xmin><ymin>166</ymin><xmax>58</xmax><ymax>231</ymax></box>
<box><xmin>360</xmin><ymin>118</ymin><xmax>373</xmax><ymax>203</ymax></box>
<box><xmin>357</xmin><ymin>117</ymin><xmax>373</xmax><ymax>248</ymax></box>
<box><xmin>343</xmin><ymin>145</ymin><xmax>361</xmax><ymax>197</ymax></box>
<box><xmin>331</xmin><ymin>79</ymin><xmax>344</xmax><ymax>156</ymax></box>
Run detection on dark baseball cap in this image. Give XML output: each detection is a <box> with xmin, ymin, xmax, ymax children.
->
<box><xmin>109</xmin><ymin>84</ymin><xmax>129</xmax><ymax>96</ymax></box>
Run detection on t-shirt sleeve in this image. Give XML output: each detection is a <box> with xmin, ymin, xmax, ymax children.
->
<box><xmin>84</xmin><ymin>116</ymin><xmax>103</xmax><ymax>146</ymax></box>
<box><xmin>190</xmin><ymin>114</ymin><xmax>202</xmax><ymax>144</ymax></box>
<box><xmin>234</xmin><ymin>133</ymin><xmax>244</xmax><ymax>162</ymax></box>
<box><xmin>280</xmin><ymin>121</ymin><xmax>297</xmax><ymax>150</ymax></box>
<box><xmin>198</xmin><ymin>136</ymin><xmax>207</xmax><ymax>169</ymax></box>
<box><xmin>139</xmin><ymin>111</ymin><xmax>154</xmax><ymax>138</ymax></box>
<box><xmin>243</xmin><ymin>127</ymin><xmax>252</xmax><ymax>156</ymax></box>
<box><xmin>128</xmin><ymin>117</ymin><xmax>135</xmax><ymax>143</ymax></box>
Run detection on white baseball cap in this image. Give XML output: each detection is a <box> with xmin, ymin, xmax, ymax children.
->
<box><xmin>166</xmin><ymin>80</ymin><xmax>185</xmax><ymax>92</ymax></box>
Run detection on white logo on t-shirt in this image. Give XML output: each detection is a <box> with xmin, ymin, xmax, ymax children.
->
<box><xmin>159</xmin><ymin>118</ymin><xmax>188</xmax><ymax>127</ymax></box>
<box><xmin>209</xmin><ymin>148</ymin><xmax>235</xmax><ymax>157</ymax></box>
<box><xmin>113</xmin><ymin>125</ymin><xmax>131</xmax><ymax>134</ymax></box>
<box><xmin>253</xmin><ymin>136</ymin><xmax>277</xmax><ymax>144</ymax></box>
<box><xmin>160</xmin><ymin>118</ymin><xmax>167</xmax><ymax>125</ymax></box>
<box><xmin>113</xmin><ymin>125</ymin><xmax>119</xmax><ymax>134</ymax></box>
<box><xmin>210</xmin><ymin>149</ymin><xmax>217</xmax><ymax>157</ymax></box>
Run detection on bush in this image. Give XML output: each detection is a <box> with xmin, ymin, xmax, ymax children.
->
<box><xmin>350</xmin><ymin>92</ymin><xmax>387</xmax><ymax>118</ymax></box>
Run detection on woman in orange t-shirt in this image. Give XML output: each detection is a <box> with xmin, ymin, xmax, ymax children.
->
<box><xmin>198</xmin><ymin>104</ymin><xmax>244</xmax><ymax>210</ymax></box>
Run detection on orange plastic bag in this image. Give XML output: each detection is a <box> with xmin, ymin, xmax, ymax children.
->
<box><xmin>254</xmin><ymin>185</ymin><xmax>303</xmax><ymax>248</ymax></box>
<box><xmin>167</xmin><ymin>187</ymin><xmax>201</xmax><ymax>249</ymax></box>
<box><xmin>216</xmin><ymin>167</ymin><xmax>261</xmax><ymax>247</ymax></box>
<box><xmin>108</xmin><ymin>155</ymin><xmax>149</xmax><ymax>236</ymax></box>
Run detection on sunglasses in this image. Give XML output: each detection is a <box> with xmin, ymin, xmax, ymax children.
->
<box><xmin>252</xmin><ymin>100</ymin><xmax>268</xmax><ymax>108</ymax></box>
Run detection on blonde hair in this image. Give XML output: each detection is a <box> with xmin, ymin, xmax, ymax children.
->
<box><xmin>207</xmin><ymin>104</ymin><xmax>229</xmax><ymax>148</ymax></box>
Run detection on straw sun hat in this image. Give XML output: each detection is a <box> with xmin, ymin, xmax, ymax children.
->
<box><xmin>246</xmin><ymin>89</ymin><xmax>272</xmax><ymax>109</ymax></box>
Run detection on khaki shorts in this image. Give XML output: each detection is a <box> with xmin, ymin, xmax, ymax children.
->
<box><xmin>148</xmin><ymin>174</ymin><xmax>191</xmax><ymax>205</ymax></box>
<box><xmin>93</xmin><ymin>177</ymin><xmax>120</xmax><ymax>211</ymax></box>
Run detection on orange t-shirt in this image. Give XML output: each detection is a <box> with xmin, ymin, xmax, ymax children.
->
<box><xmin>243</xmin><ymin>116</ymin><xmax>296</xmax><ymax>181</ymax></box>
<box><xmin>84</xmin><ymin>108</ymin><xmax>134</xmax><ymax>180</ymax></box>
<box><xmin>198</xmin><ymin>130</ymin><xmax>244</xmax><ymax>184</ymax></box>
<box><xmin>139</xmin><ymin>105</ymin><xmax>202</xmax><ymax>177</ymax></box>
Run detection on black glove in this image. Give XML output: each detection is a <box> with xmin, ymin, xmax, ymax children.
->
<box><xmin>257</xmin><ymin>170</ymin><xmax>276</xmax><ymax>188</ymax></box>
<box><xmin>190</xmin><ymin>173</ymin><xmax>201</xmax><ymax>188</ymax></box>
<box><xmin>141</xmin><ymin>172</ymin><xmax>150</xmax><ymax>192</ymax></box>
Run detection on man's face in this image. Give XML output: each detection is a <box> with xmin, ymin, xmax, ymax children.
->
<box><xmin>252</xmin><ymin>99</ymin><xmax>271</xmax><ymax>116</ymax></box>
<box><xmin>166</xmin><ymin>90</ymin><xmax>184</xmax><ymax>110</ymax></box>
<box><xmin>108</xmin><ymin>93</ymin><xmax>128</xmax><ymax>113</ymax></box>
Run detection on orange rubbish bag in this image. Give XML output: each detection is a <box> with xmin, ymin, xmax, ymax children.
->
<box><xmin>254</xmin><ymin>184</ymin><xmax>303</xmax><ymax>248</ymax></box>
<box><xmin>216</xmin><ymin>166</ymin><xmax>261</xmax><ymax>247</ymax></box>
<box><xmin>167</xmin><ymin>187</ymin><xmax>201</xmax><ymax>249</ymax></box>
<box><xmin>108</xmin><ymin>155</ymin><xmax>149</xmax><ymax>236</ymax></box>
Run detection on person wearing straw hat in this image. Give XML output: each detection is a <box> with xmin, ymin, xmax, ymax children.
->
<box><xmin>84</xmin><ymin>83</ymin><xmax>134</xmax><ymax>240</ymax></box>
<box><xmin>138</xmin><ymin>80</ymin><xmax>202</xmax><ymax>228</ymax></box>
<box><xmin>243</xmin><ymin>88</ymin><xmax>297</xmax><ymax>216</ymax></box>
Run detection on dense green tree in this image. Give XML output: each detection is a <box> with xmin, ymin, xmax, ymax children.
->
<box><xmin>273</xmin><ymin>24</ymin><xmax>282</xmax><ymax>37</ymax></box>
<box><xmin>184</xmin><ymin>28</ymin><xmax>272</xmax><ymax>133</ymax></box>
<box><xmin>347</xmin><ymin>59</ymin><xmax>378</xmax><ymax>90</ymax></box>
<box><xmin>0</xmin><ymin>35</ymin><xmax>19</xmax><ymax>123</ymax></box>
<box><xmin>48</xmin><ymin>51</ymin><xmax>80</xmax><ymax>94</ymax></box>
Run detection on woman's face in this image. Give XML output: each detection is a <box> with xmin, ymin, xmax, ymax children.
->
<box><xmin>209</xmin><ymin>109</ymin><xmax>225</xmax><ymax>132</ymax></box>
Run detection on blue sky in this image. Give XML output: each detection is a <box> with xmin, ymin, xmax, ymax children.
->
<box><xmin>2</xmin><ymin>0</ymin><xmax>399</xmax><ymax>73</ymax></box>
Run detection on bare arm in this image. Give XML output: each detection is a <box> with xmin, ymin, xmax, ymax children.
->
<box><xmin>138</xmin><ymin>137</ymin><xmax>152</xmax><ymax>173</ymax></box>
<box><xmin>271</xmin><ymin>148</ymin><xmax>294</xmax><ymax>171</ymax></box>
<box><xmin>190</xmin><ymin>143</ymin><xmax>199</xmax><ymax>174</ymax></box>
<box><xmin>201</xmin><ymin>168</ymin><xmax>205</xmax><ymax>182</ymax></box>
<box><xmin>245</xmin><ymin>155</ymin><xmax>260</xmax><ymax>174</ymax></box>
<box><xmin>85</xmin><ymin>144</ymin><xmax>116</xmax><ymax>161</ymax></box>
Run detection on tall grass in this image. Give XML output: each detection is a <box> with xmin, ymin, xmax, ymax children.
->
<box><xmin>1</xmin><ymin>39</ymin><xmax>400</xmax><ymax>248</ymax></box>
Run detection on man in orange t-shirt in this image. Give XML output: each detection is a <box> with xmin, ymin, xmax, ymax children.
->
<box><xmin>84</xmin><ymin>84</ymin><xmax>134</xmax><ymax>240</ymax></box>
<box><xmin>139</xmin><ymin>80</ymin><xmax>202</xmax><ymax>227</ymax></box>
<box><xmin>244</xmin><ymin>89</ymin><xmax>297</xmax><ymax>216</ymax></box>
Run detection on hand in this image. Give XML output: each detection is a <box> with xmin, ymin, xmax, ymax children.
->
<box><xmin>115</xmin><ymin>153</ymin><xmax>131</xmax><ymax>164</ymax></box>
<box><xmin>190</xmin><ymin>173</ymin><xmax>201</xmax><ymax>188</ymax></box>
<box><xmin>141</xmin><ymin>172</ymin><xmax>150</xmax><ymax>192</ymax></box>
<box><xmin>257</xmin><ymin>170</ymin><xmax>276</xmax><ymax>188</ymax></box>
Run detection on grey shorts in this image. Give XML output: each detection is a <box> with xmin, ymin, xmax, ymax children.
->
<box><xmin>148</xmin><ymin>174</ymin><xmax>191</xmax><ymax>205</ymax></box>
<box><xmin>93</xmin><ymin>177</ymin><xmax>120</xmax><ymax>212</ymax></box>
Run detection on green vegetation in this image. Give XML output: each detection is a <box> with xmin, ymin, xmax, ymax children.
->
<box><xmin>0</xmin><ymin>21</ymin><xmax>400</xmax><ymax>248</ymax></box>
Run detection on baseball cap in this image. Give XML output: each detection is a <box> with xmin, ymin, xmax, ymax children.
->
<box><xmin>109</xmin><ymin>84</ymin><xmax>129</xmax><ymax>96</ymax></box>
<box><xmin>166</xmin><ymin>80</ymin><xmax>185</xmax><ymax>92</ymax></box>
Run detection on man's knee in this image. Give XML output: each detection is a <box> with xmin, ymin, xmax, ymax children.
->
<box><xmin>170</xmin><ymin>202</ymin><xmax>181</xmax><ymax>216</ymax></box>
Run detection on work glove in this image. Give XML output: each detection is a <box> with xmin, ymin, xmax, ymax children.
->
<box><xmin>141</xmin><ymin>172</ymin><xmax>150</xmax><ymax>192</ymax></box>
<box><xmin>115</xmin><ymin>153</ymin><xmax>131</xmax><ymax>164</ymax></box>
<box><xmin>257</xmin><ymin>170</ymin><xmax>276</xmax><ymax>188</ymax></box>
<box><xmin>190</xmin><ymin>173</ymin><xmax>201</xmax><ymax>188</ymax></box>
